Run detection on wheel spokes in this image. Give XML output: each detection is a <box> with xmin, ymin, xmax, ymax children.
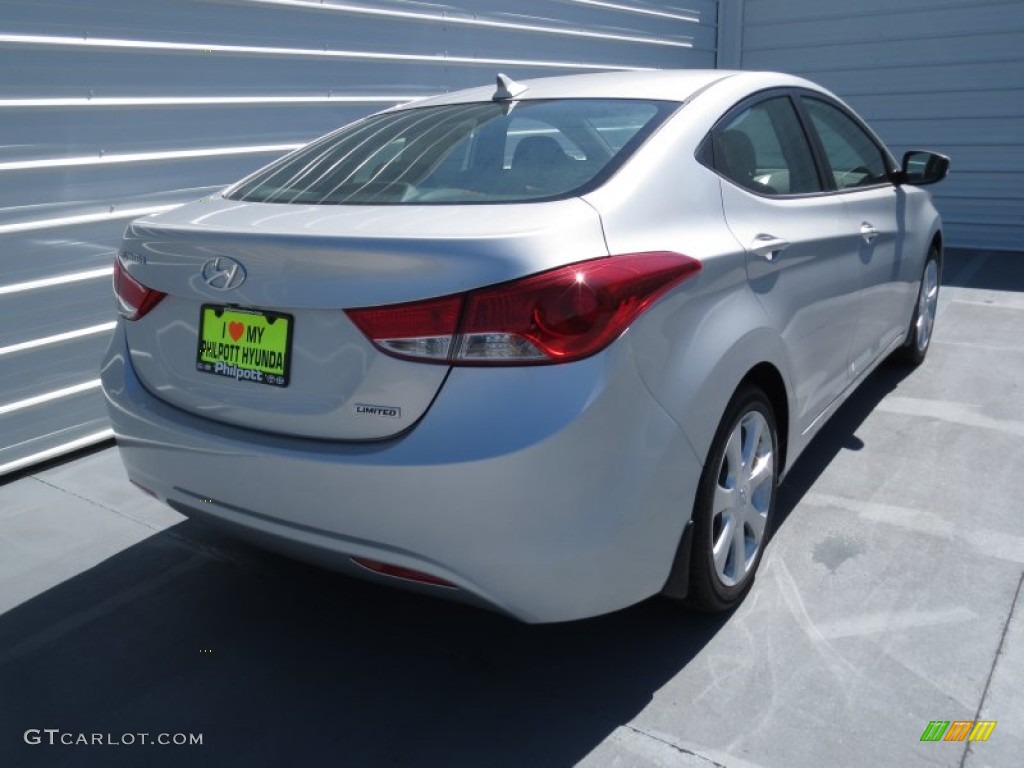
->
<box><xmin>747</xmin><ymin>454</ymin><xmax>773</xmax><ymax>495</ymax></box>
<box><xmin>713</xmin><ymin>484</ymin><xmax>735</xmax><ymax>517</ymax></box>
<box><xmin>711</xmin><ymin>409</ymin><xmax>775</xmax><ymax>588</ymax></box>
<box><xmin>712</xmin><ymin>515</ymin><xmax>734</xmax><ymax>576</ymax></box>
<box><xmin>745</xmin><ymin>503</ymin><xmax>767</xmax><ymax>541</ymax></box>
<box><xmin>723</xmin><ymin>429</ymin><xmax>743</xmax><ymax>485</ymax></box>
<box><xmin>741</xmin><ymin>414</ymin><xmax>763</xmax><ymax>470</ymax></box>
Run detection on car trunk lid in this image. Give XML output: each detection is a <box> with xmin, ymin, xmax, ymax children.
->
<box><xmin>119</xmin><ymin>196</ymin><xmax>608</xmax><ymax>440</ymax></box>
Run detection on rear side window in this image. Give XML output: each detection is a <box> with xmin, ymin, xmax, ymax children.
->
<box><xmin>802</xmin><ymin>98</ymin><xmax>890</xmax><ymax>190</ymax></box>
<box><xmin>711</xmin><ymin>96</ymin><xmax>822</xmax><ymax>195</ymax></box>
<box><xmin>225</xmin><ymin>99</ymin><xmax>675</xmax><ymax>205</ymax></box>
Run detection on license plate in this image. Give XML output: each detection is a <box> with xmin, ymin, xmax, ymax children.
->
<box><xmin>196</xmin><ymin>305</ymin><xmax>292</xmax><ymax>387</ymax></box>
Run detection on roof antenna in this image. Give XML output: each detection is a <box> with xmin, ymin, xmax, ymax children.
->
<box><xmin>493</xmin><ymin>73</ymin><xmax>527</xmax><ymax>101</ymax></box>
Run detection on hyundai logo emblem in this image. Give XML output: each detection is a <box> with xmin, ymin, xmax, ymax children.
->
<box><xmin>201</xmin><ymin>256</ymin><xmax>246</xmax><ymax>290</ymax></box>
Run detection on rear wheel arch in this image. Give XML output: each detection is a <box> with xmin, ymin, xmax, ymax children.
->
<box><xmin>661</xmin><ymin>361</ymin><xmax>789</xmax><ymax>603</ymax></box>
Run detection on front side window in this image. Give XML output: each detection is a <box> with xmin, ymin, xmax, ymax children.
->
<box><xmin>225</xmin><ymin>99</ymin><xmax>675</xmax><ymax>205</ymax></box>
<box><xmin>802</xmin><ymin>98</ymin><xmax>891</xmax><ymax>190</ymax></box>
<box><xmin>710</xmin><ymin>96</ymin><xmax>822</xmax><ymax>196</ymax></box>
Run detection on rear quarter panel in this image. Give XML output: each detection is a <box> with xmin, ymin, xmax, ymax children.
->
<box><xmin>584</xmin><ymin>85</ymin><xmax>798</xmax><ymax>473</ymax></box>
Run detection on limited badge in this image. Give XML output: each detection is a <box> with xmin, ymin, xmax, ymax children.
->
<box><xmin>354</xmin><ymin>403</ymin><xmax>402</xmax><ymax>418</ymax></box>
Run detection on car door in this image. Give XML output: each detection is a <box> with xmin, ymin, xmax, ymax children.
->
<box><xmin>799</xmin><ymin>95</ymin><xmax>911</xmax><ymax>375</ymax></box>
<box><xmin>709</xmin><ymin>93</ymin><xmax>862</xmax><ymax>435</ymax></box>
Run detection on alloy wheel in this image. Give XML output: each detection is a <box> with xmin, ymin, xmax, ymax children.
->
<box><xmin>711</xmin><ymin>410</ymin><xmax>774</xmax><ymax>587</ymax></box>
<box><xmin>915</xmin><ymin>258</ymin><xmax>939</xmax><ymax>352</ymax></box>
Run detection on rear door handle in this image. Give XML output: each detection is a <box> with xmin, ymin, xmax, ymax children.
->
<box><xmin>749</xmin><ymin>234</ymin><xmax>790</xmax><ymax>262</ymax></box>
<box><xmin>860</xmin><ymin>222</ymin><xmax>879</xmax><ymax>243</ymax></box>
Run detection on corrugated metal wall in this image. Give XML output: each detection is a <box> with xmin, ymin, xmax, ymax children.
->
<box><xmin>732</xmin><ymin>0</ymin><xmax>1024</xmax><ymax>251</ymax></box>
<box><xmin>0</xmin><ymin>0</ymin><xmax>716</xmax><ymax>475</ymax></box>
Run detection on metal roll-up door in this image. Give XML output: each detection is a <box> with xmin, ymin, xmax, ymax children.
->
<box><xmin>732</xmin><ymin>0</ymin><xmax>1024</xmax><ymax>251</ymax></box>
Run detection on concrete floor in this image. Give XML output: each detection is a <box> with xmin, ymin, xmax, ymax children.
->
<box><xmin>1</xmin><ymin>248</ymin><xmax>1021</xmax><ymax>768</ymax></box>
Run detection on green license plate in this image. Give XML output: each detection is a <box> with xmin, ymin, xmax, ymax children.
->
<box><xmin>196</xmin><ymin>305</ymin><xmax>292</xmax><ymax>387</ymax></box>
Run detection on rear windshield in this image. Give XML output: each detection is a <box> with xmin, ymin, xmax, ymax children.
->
<box><xmin>224</xmin><ymin>99</ymin><xmax>676</xmax><ymax>205</ymax></box>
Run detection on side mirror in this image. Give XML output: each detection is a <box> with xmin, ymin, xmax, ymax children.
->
<box><xmin>895</xmin><ymin>150</ymin><xmax>950</xmax><ymax>186</ymax></box>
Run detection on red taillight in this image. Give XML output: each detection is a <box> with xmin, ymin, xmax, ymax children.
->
<box><xmin>113</xmin><ymin>253</ymin><xmax>165</xmax><ymax>321</ymax></box>
<box><xmin>345</xmin><ymin>294</ymin><xmax>462</xmax><ymax>362</ymax></box>
<box><xmin>351</xmin><ymin>557</ymin><xmax>456</xmax><ymax>588</ymax></box>
<box><xmin>345</xmin><ymin>252</ymin><xmax>701</xmax><ymax>365</ymax></box>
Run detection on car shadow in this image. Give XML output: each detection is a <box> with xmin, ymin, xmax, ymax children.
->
<box><xmin>774</xmin><ymin>358</ymin><xmax>914</xmax><ymax>532</ymax></box>
<box><xmin>0</xmin><ymin>514</ymin><xmax>730</xmax><ymax>768</ymax></box>
<box><xmin>0</xmin><ymin>364</ymin><xmax>923</xmax><ymax>768</ymax></box>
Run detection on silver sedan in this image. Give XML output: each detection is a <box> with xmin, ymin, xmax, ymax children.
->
<box><xmin>101</xmin><ymin>70</ymin><xmax>948</xmax><ymax>622</ymax></box>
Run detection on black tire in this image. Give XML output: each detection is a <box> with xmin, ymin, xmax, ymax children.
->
<box><xmin>685</xmin><ymin>385</ymin><xmax>779</xmax><ymax>612</ymax></box>
<box><xmin>893</xmin><ymin>245</ymin><xmax>941</xmax><ymax>366</ymax></box>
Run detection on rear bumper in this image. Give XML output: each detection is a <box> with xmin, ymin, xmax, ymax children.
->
<box><xmin>101</xmin><ymin>324</ymin><xmax>702</xmax><ymax>622</ymax></box>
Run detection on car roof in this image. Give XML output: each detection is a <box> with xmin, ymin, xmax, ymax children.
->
<box><xmin>401</xmin><ymin>69</ymin><xmax>816</xmax><ymax>108</ymax></box>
